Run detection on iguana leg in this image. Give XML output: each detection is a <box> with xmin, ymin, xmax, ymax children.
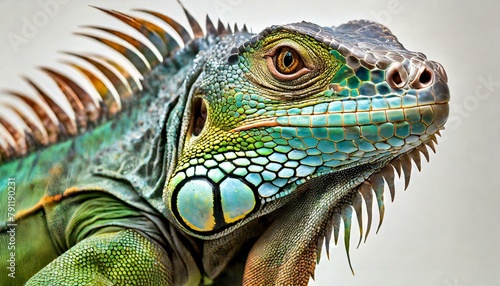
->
<box><xmin>242</xmin><ymin>187</ymin><xmax>333</xmax><ymax>285</ymax></box>
<box><xmin>242</xmin><ymin>214</ymin><xmax>319</xmax><ymax>286</ymax></box>
<box><xmin>27</xmin><ymin>229</ymin><xmax>172</xmax><ymax>285</ymax></box>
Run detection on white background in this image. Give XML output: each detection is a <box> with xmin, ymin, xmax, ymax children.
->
<box><xmin>1</xmin><ymin>1</ymin><xmax>499</xmax><ymax>285</ymax></box>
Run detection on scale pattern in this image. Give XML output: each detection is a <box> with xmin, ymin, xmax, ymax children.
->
<box><xmin>26</xmin><ymin>230</ymin><xmax>171</xmax><ymax>285</ymax></box>
<box><xmin>0</xmin><ymin>3</ymin><xmax>450</xmax><ymax>285</ymax></box>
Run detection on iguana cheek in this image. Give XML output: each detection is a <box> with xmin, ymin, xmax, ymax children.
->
<box><xmin>219</xmin><ymin>178</ymin><xmax>256</xmax><ymax>223</ymax></box>
<box><xmin>172</xmin><ymin>176</ymin><xmax>257</xmax><ymax>234</ymax></box>
<box><xmin>175</xmin><ymin>179</ymin><xmax>216</xmax><ymax>232</ymax></box>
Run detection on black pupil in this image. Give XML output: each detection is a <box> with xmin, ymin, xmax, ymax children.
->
<box><xmin>283</xmin><ymin>51</ymin><xmax>293</xmax><ymax>68</ymax></box>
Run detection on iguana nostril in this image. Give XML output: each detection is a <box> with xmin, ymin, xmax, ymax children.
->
<box><xmin>386</xmin><ymin>62</ymin><xmax>408</xmax><ymax>89</ymax></box>
<box><xmin>419</xmin><ymin>68</ymin><xmax>432</xmax><ymax>85</ymax></box>
<box><xmin>192</xmin><ymin>97</ymin><xmax>207</xmax><ymax>136</ymax></box>
<box><xmin>392</xmin><ymin>71</ymin><xmax>403</xmax><ymax>86</ymax></box>
<box><xmin>411</xmin><ymin>66</ymin><xmax>434</xmax><ymax>89</ymax></box>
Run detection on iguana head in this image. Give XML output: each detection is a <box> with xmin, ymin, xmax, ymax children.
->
<box><xmin>166</xmin><ymin>21</ymin><xmax>449</xmax><ymax>237</ymax></box>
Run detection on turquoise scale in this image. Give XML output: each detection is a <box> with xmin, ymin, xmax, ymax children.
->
<box><xmin>357</xmin><ymin>98</ymin><xmax>371</xmax><ymax>111</ymax></box>
<box><xmin>386</xmin><ymin>96</ymin><xmax>402</xmax><ymax>109</ymax></box>
<box><xmin>372</xmin><ymin>97</ymin><xmax>389</xmax><ymax>110</ymax></box>
<box><xmin>387</xmin><ymin>109</ymin><xmax>405</xmax><ymax>121</ymax></box>
<box><xmin>343</xmin><ymin>100</ymin><xmax>357</xmax><ymax>112</ymax></box>
<box><xmin>313</xmin><ymin>103</ymin><xmax>329</xmax><ymax>113</ymax></box>
<box><xmin>301</xmin><ymin>106</ymin><xmax>313</xmax><ymax>115</ymax></box>
<box><xmin>303</xmin><ymin>137</ymin><xmax>319</xmax><ymax>148</ymax></box>
<box><xmin>312</xmin><ymin>128</ymin><xmax>328</xmax><ymax>139</ymax></box>
<box><xmin>343</xmin><ymin>113</ymin><xmax>357</xmax><ymax>125</ymax></box>
<box><xmin>262</xmin><ymin>170</ymin><xmax>277</xmax><ymax>181</ymax></box>
<box><xmin>327</xmin><ymin>114</ymin><xmax>342</xmax><ymax>126</ymax></box>
<box><xmin>248</xmin><ymin>165</ymin><xmax>264</xmax><ymax>172</ymax></box>
<box><xmin>328</xmin><ymin>101</ymin><xmax>343</xmax><ymax>112</ymax></box>
<box><xmin>300</xmin><ymin>155</ymin><xmax>323</xmax><ymax>167</ymax></box>
<box><xmin>258</xmin><ymin>182</ymin><xmax>280</xmax><ymax>197</ymax></box>
<box><xmin>296</xmin><ymin>165</ymin><xmax>316</xmax><ymax>177</ymax></box>
<box><xmin>289</xmin><ymin>138</ymin><xmax>307</xmax><ymax>150</ymax></box>
<box><xmin>208</xmin><ymin>168</ymin><xmax>224</xmax><ymax>183</ymax></box>
<box><xmin>266</xmin><ymin>163</ymin><xmax>282</xmax><ymax>172</ymax></box>
<box><xmin>296</xmin><ymin>127</ymin><xmax>311</xmax><ymax>138</ymax></box>
<box><xmin>289</xmin><ymin>115</ymin><xmax>311</xmax><ymax>126</ymax></box>
<box><xmin>375</xmin><ymin>142</ymin><xmax>391</xmax><ymax>150</ymax></box>
<box><xmin>328</xmin><ymin>127</ymin><xmax>345</xmax><ymax>142</ymax></box>
<box><xmin>311</xmin><ymin>115</ymin><xmax>327</xmax><ymax>127</ymax></box>
<box><xmin>317</xmin><ymin>140</ymin><xmax>336</xmax><ymax>153</ymax></box>
<box><xmin>269</xmin><ymin>152</ymin><xmax>288</xmax><ymax>163</ymax></box>
<box><xmin>274</xmin><ymin>145</ymin><xmax>292</xmax><ymax>153</ymax></box>
<box><xmin>246</xmin><ymin>172</ymin><xmax>263</xmax><ymax>186</ymax></box>
<box><xmin>345</xmin><ymin>126</ymin><xmax>360</xmax><ymax>140</ymax></box>
<box><xmin>306</xmin><ymin>148</ymin><xmax>321</xmax><ymax>155</ymax></box>
<box><xmin>278</xmin><ymin>168</ymin><xmax>294</xmax><ymax>178</ymax></box>
<box><xmin>284</xmin><ymin>160</ymin><xmax>299</xmax><ymax>168</ymax></box>
<box><xmin>288</xmin><ymin>149</ymin><xmax>307</xmax><ymax>160</ymax></box>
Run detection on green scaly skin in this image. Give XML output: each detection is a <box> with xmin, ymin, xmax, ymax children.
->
<box><xmin>0</xmin><ymin>6</ymin><xmax>449</xmax><ymax>286</ymax></box>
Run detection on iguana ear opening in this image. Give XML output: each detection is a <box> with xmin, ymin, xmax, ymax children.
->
<box><xmin>190</xmin><ymin>97</ymin><xmax>208</xmax><ymax>137</ymax></box>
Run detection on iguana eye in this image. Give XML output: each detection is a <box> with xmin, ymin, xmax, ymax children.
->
<box><xmin>266</xmin><ymin>46</ymin><xmax>310</xmax><ymax>81</ymax></box>
<box><xmin>276</xmin><ymin>47</ymin><xmax>301</xmax><ymax>74</ymax></box>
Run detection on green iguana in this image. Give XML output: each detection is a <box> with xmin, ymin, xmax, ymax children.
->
<box><xmin>0</xmin><ymin>3</ymin><xmax>449</xmax><ymax>285</ymax></box>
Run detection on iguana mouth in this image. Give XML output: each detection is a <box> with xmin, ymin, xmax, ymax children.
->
<box><xmin>231</xmin><ymin>102</ymin><xmax>449</xmax><ymax>132</ymax></box>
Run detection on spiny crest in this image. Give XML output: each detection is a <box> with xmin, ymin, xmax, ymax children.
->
<box><xmin>317</xmin><ymin>134</ymin><xmax>441</xmax><ymax>274</ymax></box>
<box><xmin>0</xmin><ymin>6</ymin><xmax>248</xmax><ymax>163</ymax></box>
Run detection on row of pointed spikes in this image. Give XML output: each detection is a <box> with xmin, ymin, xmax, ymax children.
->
<box><xmin>0</xmin><ymin>4</ymin><xmax>248</xmax><ymax>163</ymax></box>
<box><xmin>315</xmin><ymin>133</ymin><xmax>440</xmax><ymax>275</ymax></box>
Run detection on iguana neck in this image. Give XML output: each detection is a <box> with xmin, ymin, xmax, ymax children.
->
<box><xmin>0</xmin><ymin>51</ymin><xmax>199</xmax><ymax>222</ymax></box>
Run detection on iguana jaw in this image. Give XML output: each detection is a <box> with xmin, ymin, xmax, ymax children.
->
<box><xmin>191</xmin><ymin>128</ymin><xmax>442</xmax><ymax>244</ymax></box>
<box><xmin>174</xmin><ymin>115</ymin><xmax>447</xmax><ymax>242</ymax></box>
<box><xmin>309</xmin><ymin>131</ymin><xmax>444</xmax><ymax>273</ymax></box>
